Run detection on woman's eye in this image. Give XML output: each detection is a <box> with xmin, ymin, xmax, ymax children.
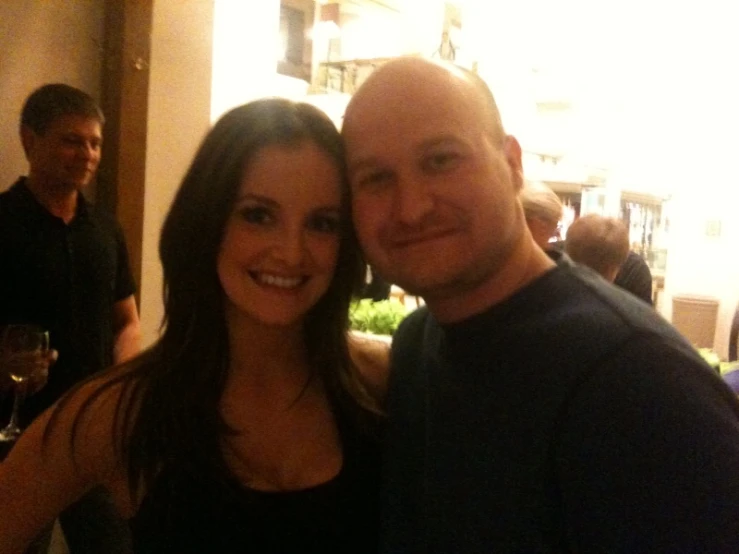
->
<box><xmin>309</xmin><ymin>214</ymin><xmax>340</xmax><ymax>234</ymax></box>
<box><xmin>239</xmin><ymin>206</ymin><xmax>273</xmax><ymax>225</ymax></box>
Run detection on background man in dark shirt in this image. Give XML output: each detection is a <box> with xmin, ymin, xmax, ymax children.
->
<box><xmin>565</xmin><ymin>213</ymin><xmax>630</xmax><ymax>282</ymax></box>
<box><xmin>0</xmin><ymin>84</ymin><xmax>140</xmax><ymax>552</ymax></box>
<box><xmin>614</xmin><ymin>250</ymin><xmax>654</xmax><ymax>305</ymax></box>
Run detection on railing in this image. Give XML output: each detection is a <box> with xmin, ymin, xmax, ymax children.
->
<box><xmin>315</xmin><ymin>55</ymin><xmax>412</xmax><ymax>94</ymax></box>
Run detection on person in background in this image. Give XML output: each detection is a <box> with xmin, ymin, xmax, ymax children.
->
<box><xmin>343</xmin><ymin>56</ymin><xmax>739</xmax><ymax>553</ymax></box>
<box><xmin>565</xmin><ymin>214</ymin><xmax>630</xmax><ymax>282</ymax></box>
<box><xmin>566</xmin><ymin>215</ymin><xmax>654</xmax><ymax>305</ymax></box>
<box><xmin>0</xmin><ymin>83</ymin><xmax>140</xmax><ymax>552</ymax></box>
<box><xmin>520</xmin><ymin>182</ymin><xmax>654</xmax><ymax>305</ymax></box>
<box><xmin>614</xmin><ymin>250</ymin><xmax>654</xmax><ymax>305</ymax></box>
<box><xmin>0</xmin><ymin>98</ymin><xmax>386</xmax><ymax>553</ymax></box>
<box><xmin>433</xmin><ymin>30</ymin><xmax>457</xmax><ymax>62</ymax></box>
<box><xmin>519</xmin><ymin>181</ymin><xmax>563</xmax><ymax>251</ymax></box>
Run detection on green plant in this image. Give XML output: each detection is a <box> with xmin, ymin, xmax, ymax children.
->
<box><xmin>697</xmin><ymin>347</ymin><xmax>739</xmax><ymax>375</ymax></box>
<box><xmin>698</xmin><ymin>348</ymin><xmax>721</xmax><ymax>370</ymax></box>
<box><xmin>349</xmin><ymin>298</ymin><xmax>409</xmax><ymax>336</ymax></box>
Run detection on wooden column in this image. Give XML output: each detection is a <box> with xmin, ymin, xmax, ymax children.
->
<box><xmin>98</xmin><ymin>0</ymin><xmax>153</xmax><ymax>306</ymax></box>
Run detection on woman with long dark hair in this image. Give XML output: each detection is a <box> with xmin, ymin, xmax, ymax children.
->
<box><xmin>0</xmin><ymin>98</ymin><xmax>387</xmax><ymax>552</ymax></box>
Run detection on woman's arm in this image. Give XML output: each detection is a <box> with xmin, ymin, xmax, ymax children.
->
<box><xmin>0</xmin><ymin>376</ymin><xmax>127</xmax><ymax>553</ymax></box>
<box><xmin>349</xmin><ymin>330</ymin><xmax>391</xmax><ymax>405</ymax></box>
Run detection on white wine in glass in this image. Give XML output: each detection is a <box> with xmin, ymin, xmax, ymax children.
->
<box><xmin>0</xmin><ymin>324</ymin><xmax>50</xmax><ymax>442</ymax></box>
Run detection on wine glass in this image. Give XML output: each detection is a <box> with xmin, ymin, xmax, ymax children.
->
<box><xmin>0</xmin><ymin>324</ymin><xmax>50</xmax><ymax>442</ymax></box>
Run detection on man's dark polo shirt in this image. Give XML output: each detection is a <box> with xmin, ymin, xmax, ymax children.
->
<box><xmin>0</xmin><ymin>178</ymin><xmax>135</xmax><ymax>424</ymax></box>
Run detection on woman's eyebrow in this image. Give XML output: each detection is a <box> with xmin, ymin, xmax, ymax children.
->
<box><xmin>233</xmin><ymin>192</ymin><xmax>278</xmax><ymax>207</ymax></box>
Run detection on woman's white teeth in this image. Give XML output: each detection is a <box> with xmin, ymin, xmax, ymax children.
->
<box><xmin>259</xmin><ymin>274</ymin><xmax>302</xmax><ymax>288</ymax></box>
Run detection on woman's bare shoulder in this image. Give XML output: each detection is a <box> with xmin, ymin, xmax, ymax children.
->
<box><xmin>0</xmin><ymin>364</ymin><xmax>141</xmax><ymax>549</ymax></box>
<box><xmin>34</xmin><ymin>364</ymin><xmax>138</xmax><ymax>478</ymax></box>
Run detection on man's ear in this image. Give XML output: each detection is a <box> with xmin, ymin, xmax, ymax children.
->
<box><xmin>503</xmin><ymin>135</ymin><xmax>523</xmax><ymax>191</ymax></box>
<box><xmin>20</xmin><ymin>125</ymin><xmax>36</xmax><ymax>159</ymax></box>
<box><xmin>604</xmin><ymin>266</ymin><xmax>620</xmax><ymax>283</ymax></box>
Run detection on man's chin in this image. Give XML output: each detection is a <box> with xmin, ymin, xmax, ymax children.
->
<box><xmin>61</xmin><ymin>179</ymin><xmax>90</xmax><ymax>192</ymax></box>
<box><xmin>389</xmin><ymin>272</ymin><xmax>449</xmax><ymax>299</ymax></box>
<box><xmin>391</xmin><ymin>264</ymin><xmax>496</xmax><ymax>304</ymax></box>
<box><xmin>64</xmin><ymin>170</ymin><xmax>95</xmax><ymax>187</ymax></box>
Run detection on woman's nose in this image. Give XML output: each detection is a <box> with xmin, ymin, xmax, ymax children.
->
<box><xmin>273</xmin><ymin>226</ymin><xmax>306</xmax><ymax>266</ymax></box>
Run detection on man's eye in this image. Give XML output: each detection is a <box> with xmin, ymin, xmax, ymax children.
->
<box><xmin>309</xmin><ymin>215</ymin><xmax>340</xmax><ymax>234</ymax></box>
<box><xmin>355</xmin><ymin>170</ymin><xmax>393</xmax><ymax>190</ymax></box>
<box><xmin>239</xmin><ymin>206</ymin><xmax>273</xmax><ymax>225</ymax></box>
<box><xmin>425</xmin><ymin>152</ymin><xmax>460</xmax><ymax>171</ymax></box>
<box><xmin>62</xmin><ymin>137</ymin><xmax>100</xmax><ymax>151</ymax></box>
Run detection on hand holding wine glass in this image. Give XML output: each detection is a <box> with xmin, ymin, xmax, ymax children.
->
<box><xmin>0</xmin><ymin>324</ymin><xmax>51</xmax><ymax>442</ymax></box>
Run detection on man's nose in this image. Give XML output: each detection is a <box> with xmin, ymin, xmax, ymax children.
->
<box><xmin>392</xmin><ymin>174</ymin><xmax>434</xmax><ymax>226</ymax></box>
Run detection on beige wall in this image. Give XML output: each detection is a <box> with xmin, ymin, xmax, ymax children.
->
<box><xmin>210</xmin><ymin>0</ymin><xmax>281</xmax><ymax>121</ymax></box>
<box><xmin>0</xmin><ymin>0</ymin><xmax>104</xmax><ymax>192</ymax></box>
<box><xmin>139</xmin><ymin>0</ymin><xmax>215</xmax><ymax>347</ymax></box>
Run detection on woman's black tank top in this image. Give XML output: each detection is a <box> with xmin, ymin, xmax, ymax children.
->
<box><xmin>129</xmin><ymin>411</ymin><xmax>381</xmax><ymax>553</ymax></box>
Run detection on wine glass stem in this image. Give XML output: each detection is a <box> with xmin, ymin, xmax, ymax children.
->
<box><xmin>7</xmin><ymin>383</ymin><xmax>27</xmax><ymax>430</ymax></box>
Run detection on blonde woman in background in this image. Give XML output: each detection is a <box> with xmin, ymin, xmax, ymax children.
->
<box><xmin>519</xmin><ymin>181</ymin><xmax>563</xmax><ymax>250</ymax></box>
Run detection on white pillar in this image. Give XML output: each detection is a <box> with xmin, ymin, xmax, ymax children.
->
<box><xmin>140</xmin><ymin>0</ymin><xmax>215</xmax><ymax>346</ymax></box>
<box><xmin>462</xmin><ymin>0</ymin><xmax>536</xmax><ymax>140</ymax></box>
<box><xmin>211</xmin><ymin>0</ymin><xmax>281</xmax><ymax>121</ymax></box>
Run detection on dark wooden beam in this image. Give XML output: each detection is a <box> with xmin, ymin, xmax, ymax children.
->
<box><xmin>98</xmin><ymin>0</ymin><xmax>152</xmax><ymax>307</ymax></box>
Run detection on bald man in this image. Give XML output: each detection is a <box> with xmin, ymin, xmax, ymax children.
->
<box><xmin>343</xmin><ymin>57</ymin><xmax>739</xmax><ymax>553</ymax></box>
<box><xmin>565</xmin><ymin>214</ymin><xmax>630</xmax><ymax>282</ymax></box>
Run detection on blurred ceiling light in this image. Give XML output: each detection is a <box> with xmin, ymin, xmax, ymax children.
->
<box><xmin>307</xmin><ymin>20</ymin><xmax>341</xmax><ymax>40</ymax></box>
<box><xmin>309</xmin><ymin>2</ymin><xmax>341</xmax><ymax>39</ymax></box>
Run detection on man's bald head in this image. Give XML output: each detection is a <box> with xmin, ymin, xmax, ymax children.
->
<box><xmin>344</xmin><ymin>57</ymin><xmax>505</xmax><ymax>142</ymax></box>
<box><xmin>566</xmin><ymin>214</ymin><xmax>630</xmax><ymax>282</ymax></box>
<box><xmin>342</xmin><ymin>56</ymin><xmax>547</xmax><ymax>323</ymax></box>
